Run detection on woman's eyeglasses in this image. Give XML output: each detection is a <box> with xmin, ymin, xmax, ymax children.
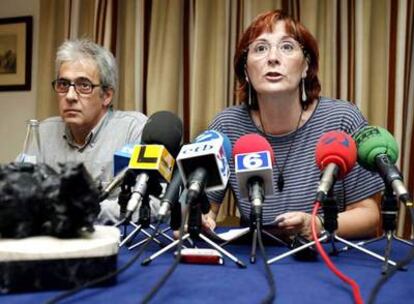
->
<box><xmin>248</xmin><ymin>39</ymin><xmax>304</xmax><ymax>59</ymax></box>
<box><xmin>51</xmin><ymin>78</ymin><xmax>105</xmax><ymax>95</ymax></box>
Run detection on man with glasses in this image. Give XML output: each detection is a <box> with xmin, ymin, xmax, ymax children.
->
<box><xmin>40</xmin><ymin>39</ymin><xmax>147</xmax><ymax>222</ymax></box>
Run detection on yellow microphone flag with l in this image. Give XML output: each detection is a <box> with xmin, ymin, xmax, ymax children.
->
<box><xmin>128</xmin><ymin>145</ymin><xmax>175</xmax><ymax>182</ymax></box>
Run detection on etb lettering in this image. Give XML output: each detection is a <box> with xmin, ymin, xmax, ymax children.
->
<box><xmin>181</xmin><ymin>143</ymin><xmax>214</xmax><ymax>154</ymax></box>
<box><xmin>195</xmin><ymin>130</ymin><xmax>221</xmax><ymax>143</ymax></box>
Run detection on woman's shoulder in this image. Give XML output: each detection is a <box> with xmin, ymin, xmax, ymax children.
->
<box><xmin>317</xmin><ymin>97</ymin><xmax>365</xmax><ymax>121</ymax></box>
<box><xmin>216</xmin><ymin>104</ymin><xmax>248</xmax><ymax>116</ymax></box>
<box><xmin>315</xmin><ymin>97</ymin><xmax>367</xmax><ymax>133</ymax></box>
<box><xmin>318</xmin><ymin>97</ymin><xmax>361</xmax><ymax>113</ymax></box>
<box><xmin>209</xmin><ymin>104</ymin><xmax>253</xmax><ymax>132</ymax></box>
<box><xmin>210</xmin><ymin>104</ymin><xmax>248</xmax><ymax>123</ymax></box>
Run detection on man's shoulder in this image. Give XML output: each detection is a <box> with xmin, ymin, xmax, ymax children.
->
<box><xmin>40</xmin><ymin>116</ymin><xmax>65</xmax><ymax>130</ymax></box>
<box><xmin>111</xmin><ymin>110</ymin><xmax>148</xmax><ymax>124</ymax></box>
<box><xmin>41</xmin><ymin>116</ymin><xmax>64</xmax><ymax>124</ymax></box>
<box><xmin>106</xmin><ymin>110</ymin><xmax>148</xmax><ymax>141</ymax></box>
<box><xmin>38</xmin><ymin>116</ymin><xmax>66</xmax><ymax>143</ymax></box>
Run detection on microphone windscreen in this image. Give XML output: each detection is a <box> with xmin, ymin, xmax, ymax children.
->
<box><xmin>353</xmin><ymin>126</ymin><xmax>399</xmax><ymax>171</ymax></box>
<box><xmin>194</xmin><ymin>130</ymin><xmax>232</xmax><ymax>161</ymax></box>
<box><xmin>162</xmin><ymin>169</ymin><xmax>183</xmax><ymax>204</ymax></box>
<box><xmin>221</xmin><ymin>133</ymin><xmax>232</xmax><ymax>161</ymax></box>
<box><xmin>233</xmin><ymin>133</ymin><xmax>274</xmax><ymax>198</ymax></box>
<box><xmin>233</xmin><ymin>134</ymin><xmax>275</xmax><ymax>165</ymax></box>
<box><xmin>315</xmin><ymin>131</ymin><xmax>357</xmax><ymax>179</ymax></box>
<box><xmin>142</xmin><ymin>111</ymin><xmax>183</xmax><ymax>157</ymax></box>
<box><xmin>177</xmin><ymin>129</ymin><xmax>231</xmax><ymax>191</ymax></box>
<box><xmin>113</xmin><ymin>144</ymin><xmax>135</xmax><ymax>176</ymax></box>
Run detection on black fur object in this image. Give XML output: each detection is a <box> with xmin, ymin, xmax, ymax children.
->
<box><xmin>0</xmin><ymin>162</ymin><xmax>100</xmax><ymax>239</ymax></box>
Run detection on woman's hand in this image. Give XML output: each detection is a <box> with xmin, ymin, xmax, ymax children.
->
<box><xmin>276</xmin><ymin>212</ymin><xmax>322</xmax><ymax>240</ymax></box>
<box><xmin>202</xmin><ymin>213</ymin><xmax>217</xmax><ymax>231</ymax></box>
<box><xmin>173</xmin><ymin>211</ymin><xmax>217</xmax><ymax>239</ymax></box>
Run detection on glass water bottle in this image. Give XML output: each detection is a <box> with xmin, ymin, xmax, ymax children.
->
<box><xmin>19</xmin><ymin>119</ymin><xmax>42</xmax><ymax>163</ymax></box>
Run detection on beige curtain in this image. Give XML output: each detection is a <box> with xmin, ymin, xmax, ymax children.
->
<box><xmin>36</xmin><ymin>0</ymin><xmax>414</xmax><ymax>236</ymax></box>
<box><xmin>36</xmin><ymin>0</ymin><xmax>119</xmax><ymax>118</ymax></box>
<box><xmin>36</xmin><ymin>0</ymin><xmax>69</xmax><ymax>119</ymax></box>
<box><xmin>146</xmin><ymin>0</ymin><xmax>183</xmax><ymax>114</ymax></box>
<box><xmin>117</xmin><ymin>0</ymin><xmax>144</xmax><ymax>111</ymax></box>
<box><xmin>190</xmin><ymin>0</ymin><xmax>232</xmax><ymax>137</ymax></box>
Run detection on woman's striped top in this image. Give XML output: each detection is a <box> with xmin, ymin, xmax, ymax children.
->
<box><xmin>207</xmin><ymin>97</ymin><xmax>384</xmax><ymax>225</ymax></box>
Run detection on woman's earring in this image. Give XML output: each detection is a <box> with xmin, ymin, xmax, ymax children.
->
<box><xmin>301</xmin><ymin>78</ymin><xmax>307</xmax><ymax>103</ymax></box>
<box><xmin>245</xmin><ymin>71</ymin><xmax>252</xmax><ymax>107</ymax></box>
<box><xmin>245</xmin><ymin>70</ymin><xmax>249</xmax><ymax>83</ymax></box>
<box><xmin>248</xmin><ymin>81</ymin><xmax>252</xmax><ymax>107</ymax></box>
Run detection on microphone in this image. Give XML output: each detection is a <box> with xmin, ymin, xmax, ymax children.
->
<box><xmin>141</xmin><ymin>111</ymin><xmax>183</xmax><ymax>158</ymax></box>
<box><xmin>99</xmin><ymin>144</ymin><xmax>136</xmax><ymax>202</ymax></box>
<box><xmin>176</xmin><ymin>130</ymin><xmax>231</xmax><ymax>203</ymax></box>
<box><xmin>124</xmin><ymin>111</ymin><xmax>183</xmax><ymax>220</ymax></box>
<box><xmin>353</xmin><ymin>126</ymin><xmax>412</xmax><ymax>205</ymax></box>
<box><xmin>113</xmin><ymin>143</ymin><xmax>136</xmax><ymax>175</ymax></box>
<box><xmin>157</xmin><ymin>169</ymin><xmax>183</xmax><ymax>222</ymax></box>
<box><xmin>157</xmin><ymin>171</ymin><xmax>211</xmax><ymax>229</ymax></box>
<box><xmin>233</xmin><ymin>134</ymin><xmax>274</xmax><ymax>218</ymax></box>
<box><xmin>99</xmin><ymin>167</ymin><xmax>129</xmax><ymax>201</ymax></box>
<box><xmin>315</xmin><ymin>130</ymin><xmax>357</xmax><ymax>201</ymax></box>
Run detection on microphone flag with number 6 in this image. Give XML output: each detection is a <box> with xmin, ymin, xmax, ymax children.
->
<box><xmin>353</xmin><ymin>126</ymin><xmax>411</xmax><ymax>204</ymax></box>
<box><xmin>315</xmin><ymin>130</ymin><xmax>357</xmax><ymax>201</ymax></box>
<box><xmin>176</xmin><ymin>130</ymin><xmax>231</xmax><ymax>193</ymax></box>
<box><xmin>233</xmin><ymin>134</ymin><xmax>275</xmax><ymax>200</ymax></box>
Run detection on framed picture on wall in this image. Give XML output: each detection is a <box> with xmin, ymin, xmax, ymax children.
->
<box><xmin>0</xmin><ymin>16</ymin><xmax>33</xmax><ymax>91</ymax></box>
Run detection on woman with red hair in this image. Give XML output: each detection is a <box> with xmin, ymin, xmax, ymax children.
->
<box><xmin>206</xmin><ymin>10</ymin><xmax>383</xmax><ymax>240</ymax></box>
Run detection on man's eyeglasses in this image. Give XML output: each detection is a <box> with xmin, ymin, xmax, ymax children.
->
<box><xmin>52</xmin><ymin>78</ymin><xmax>105</xmax><ymax>95</ymax></box>
<box><xmin>248</xmin><ymin>39</ymin><xmax>304</xmax><ymax>59</ymax></box>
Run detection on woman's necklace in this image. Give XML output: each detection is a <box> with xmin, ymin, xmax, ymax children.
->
<box><xmin>257</xmin><ymin>107</ymin><xmax>304</xmax><ymax>192</ymax></box>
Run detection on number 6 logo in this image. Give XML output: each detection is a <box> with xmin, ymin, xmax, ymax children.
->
<box><xmin>242</xmin><ymin>153</ymin><xmax>263</xmax><ymax>169</ymax></box>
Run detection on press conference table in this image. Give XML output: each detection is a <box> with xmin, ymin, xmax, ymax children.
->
<box><xmin>3</xmin><ymin>230</ymin><xmax>414</xmax><ymax>304</ymax></box>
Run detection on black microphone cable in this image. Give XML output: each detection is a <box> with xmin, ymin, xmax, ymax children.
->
<box><xmin>367</xmin><ymin>207</ymin><xmax>414</xmax><ymax>304</ymax></box>
<box><xmin>140</xmin><ymin>204</ymin><xmax>190</xmax><ymax>303</ymax></box>
<box><xmin>248</xmin><ymin>177</ymin><xmax>276</xmax><ymax>303</ymax></box>
<box><xmin>256</xmin><ymin>217</ymin><xmax>276</xmax><ymax>304</ymax></box>
<box><xmin>44</xmin><ymin>221</ymin><xmax>162</xmax><ymax>304</ymax></box>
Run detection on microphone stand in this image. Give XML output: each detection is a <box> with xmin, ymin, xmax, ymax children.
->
<box><xmin>127</xmin><ymin>193</ymin><xmax>175</xmax><ymax>250</ymax></box>
<box><xmin>114</xmin><ymin>169</ymin><xmax>135</xmax><ymax>239</ymax></box>
<box><xmin>267</xmin><ymin>190</ymin><xmax>399</xmax><ymax>268</ymax></box>
<box><xmin>141</xmin><ymin>190</ymin><xmax>246</xmax><ymax>268</ymax></box>
<box><xmin>219</xmin><ymin>208</ymin><xmax>288</xmax><ymax>264</ymax></box>
<box><xmin>250</xmin><ymin>210</ymin><xmax>289</xmax><ymax>264</ymax></box>
<box><xmin>117</xmin><ymin>179</ymin><xmax>173</xmax><ymax>249</ymax></box>
<box><xmin>220</xmin><ymin>179</ymin><xmax>288</xmax><ymax>263</ymax></box>
<box><xmin>340</xmin><ymin>185</ymin><xmax>413</xmax><ymax>273</ymax></box>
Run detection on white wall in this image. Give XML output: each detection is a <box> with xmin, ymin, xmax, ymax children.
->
<box><xmin>0</xmin><ymin>0</ymin><xmax>39</xmax><ymax>163</ymax></box>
